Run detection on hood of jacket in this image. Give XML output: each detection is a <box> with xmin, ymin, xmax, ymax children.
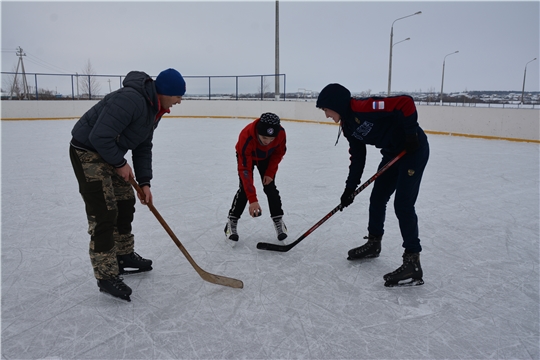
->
<box><xmin>122</xmin><ymin>71</ymin><xmax>159</xmax><ymax>111</ymax></box>
<box><xmin>316</xmin><ymin>83</ymin><xmax>352</xmax><ymax>119</ymax></box>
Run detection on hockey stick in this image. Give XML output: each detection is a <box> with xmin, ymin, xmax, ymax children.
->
<box><xmin>129</xmin><ymin>178</ymin><xmax>244</xmax><ymax>289</ymax></box>
<box><xmin>256</xmin><ymin>150</ymin><xmax>406</xmax><ymax>252</ymax></box>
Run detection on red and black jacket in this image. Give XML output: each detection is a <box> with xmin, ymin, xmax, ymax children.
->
<box><xmin>317</xmin><ymin>84</ymin><xmax>422</xmax><ymax>189</ymax></box>
<box><xmin>235</xmin><ymin>118</ymin><xmax>287</xmax><ymax>204</ymax></box>
<box><xmin>341</xmin><ymin>95</ymin><xmax>420</xmax><ymax>188</ymax></box>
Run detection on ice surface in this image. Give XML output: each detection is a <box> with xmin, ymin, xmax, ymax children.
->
<box><xmin>1</xmin><ymin>117</ymin><xmax>539</xmax><ymax>359</ymax></box>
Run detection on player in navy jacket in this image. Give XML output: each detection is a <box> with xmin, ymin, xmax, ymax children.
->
<box><xmin>70</xmin><ymin>68</ymin><xmax>185</xmax><ymax>300</ymax></box>
<box><xmin>316</xmin><ymin>83</ymin><xmax>429</xmax><ymax>287</ymax></box>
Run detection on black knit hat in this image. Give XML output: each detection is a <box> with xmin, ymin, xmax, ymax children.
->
<box><xmin>316</xmin><ymin>83</ymin><xmax>351</xmax><ymax>118</ymax></box>
<box><xmin>256</xmin><ymin>113</ymin><xmax>281</xmax><ymax>137</ymax></box>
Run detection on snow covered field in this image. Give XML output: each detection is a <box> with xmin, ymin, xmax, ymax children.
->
<box><xmin>1</xmin><ymin>117</ymin><xmax>538</xmax><ymax>359</ymax></box>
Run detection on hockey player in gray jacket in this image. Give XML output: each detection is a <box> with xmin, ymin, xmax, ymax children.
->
<box><xmin>70</xmin><ymin>68</ymin><xmax>185</xmax><ymax>301</ymax></box>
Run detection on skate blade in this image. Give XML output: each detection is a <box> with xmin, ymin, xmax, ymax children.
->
<box><xmin>99</xmin><ymin>288</ymin><xmax>131</xmax><ymax>302</ymax></box>
<box><xmin>384</xmin><ymin>278</ymin><xmax>424</xmax><ymax>287</ymax></box>
<box><xmin>347</xmin><ymin>254</ymin><xmax>380</xmax><ymax>261</ymax></box>
<box><xmin>119</xmin><ymin>266</ymin><xmax>153</xmax><ymax>275</ymax></box>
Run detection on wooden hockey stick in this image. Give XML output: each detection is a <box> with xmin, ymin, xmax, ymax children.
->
<box><xmin>129</xmin><ymin>178</ymin><xmax>243</xmax><ymax>289</ymax></box>
<box><xmin>256</xmin><ymin>150</ymin><xmax>406</xmax><ymax>252</ymax></box>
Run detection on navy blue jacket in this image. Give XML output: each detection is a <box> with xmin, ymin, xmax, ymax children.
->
<box><xmin>340</xmin><ymin>95</ymin><xmax>421</xmax><ymax>188</ymax></box>
<box><xmin>71</xmin><ymin>71</ymin><xmax>161</xmax><ymax>186</ymax></box>
<box><xmin>316</xmin><ymin>88</ymin><xmax>422</xmax><ymax>189</ymax></box>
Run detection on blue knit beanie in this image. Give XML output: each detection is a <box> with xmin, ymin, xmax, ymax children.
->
<box><xmin>155</xmin><ymin>68</ymin><xmax>186</xmax><ymax>96</ymax></box>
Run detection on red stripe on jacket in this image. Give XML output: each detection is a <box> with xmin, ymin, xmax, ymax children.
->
<box><xmin>350</xmin><ymin>95</ymin><xmax>416</xmax><ymax>117</ymax></box>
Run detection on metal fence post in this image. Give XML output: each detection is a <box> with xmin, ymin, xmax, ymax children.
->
<box><xmin>34</xmin><ymin>74</ymin><xmax>38</xmax><ymax>100</ymax></box>
<box><xmin>283</xmin><ymin>74</ymin><xmax>286</xmax><ymax>100</ymax></box>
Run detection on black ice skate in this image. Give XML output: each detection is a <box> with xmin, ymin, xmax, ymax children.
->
<box><xmin>117</xmin><ymin>252</ymin><xmax>153</xmax><ymax>275</ymax></box>
<box><xmin>97</xmin><ymin>276</ymin><xmax>132</xmax><ymax>302</ymax></box>
<box><xmin>347</xmin><ymin>234</ymin><xmax>382</xmax><ymax>260</ymax></box>
<box><xmin>272</xmin><ymin>216</ymin><xmax>288</xmax><ymax>241</ymax></box>
<box><xmin>383</xmin><ymin>252</ymin><xmax>424</xmax><ymax>287</ymax></box>
<box><xmin>224</xmin><ymin>216</ymin><xmax>239</xmax><ymax>244</ymax></box>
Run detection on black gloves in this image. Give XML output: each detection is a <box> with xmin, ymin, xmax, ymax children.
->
<box><xmin>340</xmin><ymin>187</ymin><xmax>356</xmax><ymax>211</ymax></box>
<box><xmin>405</xmin><ymin>133</ymin><xmax>419</xmax><ymax>153</ymax></box>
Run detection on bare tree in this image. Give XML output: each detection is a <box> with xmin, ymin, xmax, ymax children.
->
<box><xmin>358</xmin><ymin>89</ymin><xmax>372</xmax><ymax>97</ymax></box>
<box><xmin>79</xmin><ymin>59</ymin><xmax>101</xmax><ymax>99</ymax></box>
<box><xmin>257</xmin><ymin>76</ymin><xmax>271</xmax><ymax>99</ymax></box>
<box><xmin>427</xmin><ymin>86</ymin><xmax>437</xmax><ymax>103</ymax></box>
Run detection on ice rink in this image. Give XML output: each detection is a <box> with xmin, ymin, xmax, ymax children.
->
<box><xmin>1</xmin><ymin>117</ymin><xmax>539</xmax><ymax>359</ymax></box>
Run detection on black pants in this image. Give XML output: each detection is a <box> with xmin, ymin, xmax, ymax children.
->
<box><xmin>228</xmin><ymin>157</ymin><xmax>284</xmax><ymax>219</ymax></box>
<box><xmin>367</xmin><ymin>130</ymin><xmax>430</xmax><ymax>253</ymax></box>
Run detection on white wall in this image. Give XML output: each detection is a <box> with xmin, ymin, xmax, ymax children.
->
<box><xmin>418</xmin><ymin>105</ymin><xmax>539</xmax><ymax>142</ymax></box>
<box><xmin>1</xmin><ymin>100</ymin><xmax>538</xmax><ymax>142</ymax></box>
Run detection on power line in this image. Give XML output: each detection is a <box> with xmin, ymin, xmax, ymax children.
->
<box><xmin>4</xmin><ymin>48</ymin><xmax>74</xmax><ymax>74</ymax></box>
<box><xmin>24</xmin><ymin>52</ymin><xmax>74</xmax><ymax>74</ymax></box>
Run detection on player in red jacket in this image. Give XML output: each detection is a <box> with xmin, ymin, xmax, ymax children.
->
<box><xmin>224</xmin><ymin>113</ymin><xmax>288</xmax><ymax>244</ymax></box>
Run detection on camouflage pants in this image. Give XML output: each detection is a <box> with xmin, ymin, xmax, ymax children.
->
<box><xmin>69</xmin><ymin>145</ymin><xmax>136</xmax><ymax>279</ymax></box>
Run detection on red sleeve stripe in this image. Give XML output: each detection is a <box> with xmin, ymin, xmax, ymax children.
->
<box><xmin>351</xmin><ymin>96</ymin><xmax>416</xmax><ymax>117</ymax></box>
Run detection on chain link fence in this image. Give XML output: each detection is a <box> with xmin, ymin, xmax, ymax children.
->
<box><xmin>1</xmin><ymin>71</ymin><xmax>287</xmax><ymax>101</ymax></box>
<box><xmin>2</xmin><ymin>71</ymin><xmax>538</xmax><ymax>108</ymax></box>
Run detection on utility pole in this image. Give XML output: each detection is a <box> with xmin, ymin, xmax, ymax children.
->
<box><xmin>521</xmin><ymin>58</ymin><xmax>537</xmax><ymax>104</ymax></box>
<box><xmin>275</xmin><ymin>0</ymin><xmax>280</xmax><ymax>100</ymax></box>
<box><xmin>10</xmin><ymin>46</ymin><xmax>30</xmax><ymax>99</ymax></box>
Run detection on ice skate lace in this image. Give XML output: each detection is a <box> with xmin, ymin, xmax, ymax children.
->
<box><xmin>227</xmin><ymin>219</ymin><xmax>238</xmax><ymax>234</ymax></box>
<box><xmin>388</xmin><ymin>256</ymin><xmax>418</xmax><ymax>276</ymax></box>
<box><xmin>273</xmin><ymin>218</ymin><xmax>286</xmax><ymax>234</ymax></box>
<box><xmin>352</xmin><ymin>236</ymin><xmax>379</xmax><ymax>255</ymax></box>
<box><xmin>131</xmin><ymin>252</ymin><xmax>144</xmax><ymax>261</ymax></box>
<box><xmin>110</xmin><ymin>276</ymin><xmax>129</xmax><ymax>291</ymax></box>
<box><xmin>387</xmin><ymin>263</ymin><xmax>407</xmax><ymax>276</ymax></box>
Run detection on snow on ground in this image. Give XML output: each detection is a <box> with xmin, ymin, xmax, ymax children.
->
<box><xmin>1</xmin><ymin>117</ymin><xmax>539</xmax><ymax>359</ymax></box>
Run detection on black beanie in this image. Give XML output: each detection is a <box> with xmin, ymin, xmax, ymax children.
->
<box><xmin>256</xmin><ymin>112</ymin><xmax>281</xmax><ymax>137</ymax></box>
<box><xmin>316</xmin><ymin>83</ymin><xmax>351</xmax><ymax>118</ymax></box>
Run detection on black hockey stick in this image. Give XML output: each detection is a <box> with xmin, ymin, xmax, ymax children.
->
<box><xmin>129</xmin><ymin>179</ymin><xmax>244</xmax><ymax>289</ymax></box>
<box><xmin>256</xmin><ymin>150</ymin><xmax>406</xmax><ymax>252</ymax></box>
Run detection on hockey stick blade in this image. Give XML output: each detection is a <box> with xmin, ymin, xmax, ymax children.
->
<box><xmin>256</xmin><ymin>240</ymin><xmax>296</xmax><ymax>252</ymax></box>
<box><xmin>256</xmin><ymin>207</ymin><xmax>339</xmax><ymax>252</ymax></box>
<box><xmin>256</xmin><ymin>150</ymin><xmax>406</xmax><ymax>253</ymax></box>
<box><xmin>129</xmin><ymin>179</ymin><xmax>244</xmax><ymax>289</ymax></box>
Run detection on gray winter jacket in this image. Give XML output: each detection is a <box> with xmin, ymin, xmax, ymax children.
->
<box><xmin>71</xmin><ymin>71</ymin><xmax>161</xmax><ymax>186</ymax></box>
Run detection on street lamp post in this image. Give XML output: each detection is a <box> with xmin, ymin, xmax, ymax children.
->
<box><xmin>521</xmin><ymin>57</ymin><xmax>537</xmax><ymax>104</ymax></box>
<box><xmin>440</xmin><ymin>51</ymin><xmax>459</xmax><ymax>106</ymax></box>
<box><xmin>389</xmin><ymin>38</ymin><xmax>411</xmax><ymax>93</ymax></box>
<box><xmin>387</xmin><ymin>11</ymin><xmax>421</xmax><ymax>96</ymax></box>
<box><xmin>394</xmin><ymin>37</ymin><xmax>411</xmax><ymax>48</ymax></box>
<box><xmin>275</xmin><ymin>0</ymin><xmax>280</xmax><ymax>101</ymax></box>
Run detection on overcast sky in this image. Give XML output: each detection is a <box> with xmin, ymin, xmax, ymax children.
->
<box><xmin>1</xmin><ymin>0</ymin><xmax>539</xmax><ymax>95</ymax></box>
